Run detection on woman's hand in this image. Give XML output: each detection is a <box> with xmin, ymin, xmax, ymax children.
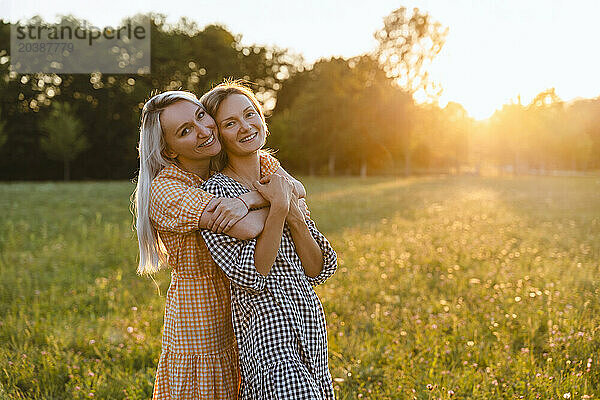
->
<box><xmin>253</xmin><ymin>174</ymin><xmax>293</xmax><ymax>213</ymax></box>
<box><xmin>206</xmin><ymin>197</ymin><xmax>249</xmax><ymax>234</ymax></box>
<box><xmin>286</xmin><ymin>188</ymin><xmax>306</xmax><ymax>225</ymax></box>
<box><xmin>298</xmin><ymin>198</ymin><xmax>310</xmax><ymax>219</ymax></box>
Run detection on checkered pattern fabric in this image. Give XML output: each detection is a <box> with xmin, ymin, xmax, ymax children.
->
<box><xmin>148</xmin><ymin>152</ymin><xmax>280</xmax><ymax>400</ymax></box>
<box><xmin>200</xmin><ymin>173</ymin><xmax>338</xmax><ymax>400</ymax></box>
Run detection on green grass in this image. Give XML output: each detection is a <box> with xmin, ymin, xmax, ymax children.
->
<box><xmin>1</xmin><ymin>176</ymin><xmax>599</xmax><ymax>399</ymax></box>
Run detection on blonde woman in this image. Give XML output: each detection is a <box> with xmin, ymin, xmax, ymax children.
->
<box><xmin>199</xmin><ymin>82</ymin><xmax>337</xmax><ymax>399</ymax></box>
<box><xmin>132</xmin><ymin>90</ymin><xmax>301</xmax><ymax>399</ymax></box>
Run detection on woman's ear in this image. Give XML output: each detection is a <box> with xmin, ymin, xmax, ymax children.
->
<box><xmin>162</xmin><ymin>147</ymin><xmax>177</xmax><ymax>159</ymax></box>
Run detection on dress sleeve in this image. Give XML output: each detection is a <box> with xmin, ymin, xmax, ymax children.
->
<box><xmin>259</xmin><ymin>151</ymin><xmax>281</xmax><ymax>176</ymax></box>
<box><xmin>201</xmin><ymin>231</ymin><xmax>267</xmax><ymax>294</ymax></box>
<box><xmin>303</xmin><ymin>218</ymin><xmax>338</xmax><ymax>286</ymax></box>
<box><xmin>149</xmin><ymin>176</ymin><xmax>214</xmax><ymax>234</ymax></box>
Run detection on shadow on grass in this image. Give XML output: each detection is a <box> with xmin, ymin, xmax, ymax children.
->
<box><xmin>303</xmin><ymin>175</ymin><xmax>455</xmax><ymax>235</ymax></box>
<box><xmin>303</xmin><ymin>175</ymin><xmax>600</xmax><ymax>237</ymax></box>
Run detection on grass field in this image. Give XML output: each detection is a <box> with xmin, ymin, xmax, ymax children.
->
<box><xmin>1</xmin><ymin>175</ymin><xmax>599</xmax><ymax>399</ymax></box>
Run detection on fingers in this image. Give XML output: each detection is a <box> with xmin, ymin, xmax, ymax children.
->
<box><xmin>207</xmin><ymin>203</ymin><xmax>221</xmax><ymax>230</ymax></box>
<box><xmin>222</xmin><ymin>218</ymin><xmax>238</xmax><ymax>234</ymax></box>
<box><xmin>205</xmin><ymin>197</ymin><xmax>222</xmax><ymax>213</ymax></box>
<box><xmin>209</xmin><ymin>202</ymin><xmax>229</xmax><ymax>231</ymax></box>
<box><xmin>216</xmin><ymin>216</ymin><xmax>230</xmax><ymax>234</ymax></box>
<box><xmin>253</xmin><ymin>180</ymin><xmax>266</xmax><ymax>194</ymax></box>
<box><xmin>218</xmin><ymin>210</ymin><xmax>245</xmax><ymax>233</ymax></box>
<box><xmin>298</xmin><ymin>198</ymin><xmax>310</xmax><ymax>218</ymax></box>
<box><xmin>211</xmin><ymin>211</ymin><xmax>228</xmax><ymax>233</ymax></box>
<box><xmin>290</xmin><ymin>184</ymin><xmax>300</xmax><ymax>202</ymax></box>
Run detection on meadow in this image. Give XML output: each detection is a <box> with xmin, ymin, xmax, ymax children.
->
<box><xmin>0</xmin><ymin>175</ymin><xmax>599</xmax><ymax>399</ymax></box>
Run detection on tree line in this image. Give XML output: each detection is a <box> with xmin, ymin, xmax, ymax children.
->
<box><xmin>0</xmin><ymin>9</ymin><xmax>598</xmax><ymax>181</ymax></box>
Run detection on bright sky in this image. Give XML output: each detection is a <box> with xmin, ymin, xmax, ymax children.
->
<box><xmin>4</xmin><ymin>0</ymin><xmax>600</xmax><ymax>119</ymax></box>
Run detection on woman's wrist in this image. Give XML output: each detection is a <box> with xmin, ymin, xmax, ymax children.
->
<box><xmin>287</xmin><ymin>215</ymin><xmax>307</xmax><ymax>230</ymax></box>
<box><xmin>236</xmin><ymin>196</ymin><xmax>249</xmax><ymax>212</ymax></box>
<box><xmin>240</xmin><ymin>190</ymin><xmax>269</xmax><ymax>209</ymax></box>
<box><xmin>269</xmin><ymin>199</ymin><xmax>289</xmax><ymax>216</ymax></box>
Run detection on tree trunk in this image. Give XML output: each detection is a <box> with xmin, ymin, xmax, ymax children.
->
<box><xmin>64</xmin><ymin>158</ymin><xmax>70</xmax><ymax>181</ymax></box>
<box><xmin>328</xmin><ymin>153</ymin><xmax>335</xmax><ymax>176</ymax></box>
<box><xmin>404</xmin><ymin>151</ymin><xmax>411</xmax><ymax>177</ymax></box>
<box><xmin>455</xmin><ymin>147</ymin><xmax>460</xmax><ymax>175</ymax></box>
<box><xmin>309</xmin><ymin>160</ymin><xmax>316</xmax><ymax>176</ymax></box>
<box><xmin>360</xmin><ymin>159</ymin><xmax>367</xmax><ymax>178</ymax></box>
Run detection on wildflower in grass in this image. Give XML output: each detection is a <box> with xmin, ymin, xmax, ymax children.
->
<box><xmin>563</xmin><ymin>393</ymin><xmax>571</xmax><ymax>399</ymax></box>
<box><xmin>426</xmin><ymin>384</ymin><xmax>433</xmax><ymax>390</ymax></box>
<box><xmin>448</xmin><ymin>390</ymin><xmax>455</xmax><ymax>396</ymax></box>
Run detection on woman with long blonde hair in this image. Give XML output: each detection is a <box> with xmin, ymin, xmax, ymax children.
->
<box><xmin>132</xmin><ymin>90</ymin><xmax>292</xmax><ymax>399</ymax></box>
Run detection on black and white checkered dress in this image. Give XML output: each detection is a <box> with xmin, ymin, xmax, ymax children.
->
<box><xmin>200</xmin><ymin>172</ymin><xmax>338</xmax><ymax>400</ymax></box>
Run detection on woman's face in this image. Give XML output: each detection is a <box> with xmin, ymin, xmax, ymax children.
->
<box><xmin>215</xmin><ymin>94</ymin><xmax>266</xmax><ymax>157</ymax></box>
<box><xmin>160</xmin><ymin>100</ymin><xmax>221</xmax><ymax>163</ymax></box>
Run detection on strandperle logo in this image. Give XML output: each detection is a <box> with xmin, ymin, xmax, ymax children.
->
<box><xmin>14</xmin><ymin>23</ymin><xmax>147</xmax><ymax>46</ymax></box>
<box><xmin>11</xmin><ymin>16</ymin><xmax>151</xmax><ymax>74</ymax></box>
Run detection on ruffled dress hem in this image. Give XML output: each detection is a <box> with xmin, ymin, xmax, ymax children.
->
<box><xmin>240</xmin><ymin>359</ymin><xmax>334</xmax><ymax>400</ymax></box>
<box><xmin>153</xmin><ymin>343</ymin><xmax>239</xmax><ymax>400</ymax></box>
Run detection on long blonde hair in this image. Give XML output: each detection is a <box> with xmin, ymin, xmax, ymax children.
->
<box><xmin>200</xmin><ymin>80</ymin><xmax>270</xmax><ymax>171</ymax></box>
<box><xmin>132</xmin><ymin>90</ymin><xmax>202</xmax><ymax>275</ymax></box>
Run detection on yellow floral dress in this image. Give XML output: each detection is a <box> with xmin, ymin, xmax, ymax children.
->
<box><xmin>149</xmin><ymin>153</ymin><xmax>280</xmax><ymax>399</ymax></box>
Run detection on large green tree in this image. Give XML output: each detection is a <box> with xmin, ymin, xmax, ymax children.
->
<box><xmin>40</xmin><ymin>102</ymin><xmax>88</xmax><ymax>181</ymax></box>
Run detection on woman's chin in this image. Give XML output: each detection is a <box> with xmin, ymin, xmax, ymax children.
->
<box><xmin>208</xmin><ymin>146</ymin><xmax>222</xmax><ymax>157</ymax></box>
<box><xmin>225</xmin><ymin>143</ymin><xmax>262</xmax><ymax>157</ymax></box>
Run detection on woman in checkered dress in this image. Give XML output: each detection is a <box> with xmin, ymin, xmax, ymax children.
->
<box><xmin>133</xmin><ymin>90</ymin><xmax>293</xmax><ymax>399</ymax></box>
<box><xmin>199</xmin><ymin>82</ymin><xmax>338</xmax><ymax>399</ymax></box>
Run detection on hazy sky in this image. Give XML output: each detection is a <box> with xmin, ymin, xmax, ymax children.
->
<box><xmin>4</xmin><ymin>0</ymin><xmax>600</xmax><ymax>119</ymax></box>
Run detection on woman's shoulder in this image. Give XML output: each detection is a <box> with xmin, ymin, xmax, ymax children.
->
<box><xmin>150</xmin><ymin>164</ymin><xmax>204</xmax><ymax>203</ymax></box>
<box><xmin>154</xmin><ymin>164</ymin><xmax>204</xmax><ymax>187</ymax></box>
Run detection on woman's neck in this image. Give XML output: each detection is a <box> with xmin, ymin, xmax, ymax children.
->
<box><xmin>223</xmin><ymin>152</ymin><xmax>261</xmax><ymax>187</ymax></box>
<box><xmin>176</xmin><ymin>158</ymin><xmax>211</xmax><ymax>180</ymax></box>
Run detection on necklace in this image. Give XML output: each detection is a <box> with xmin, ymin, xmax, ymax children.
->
<box><xmin>223</xmin><ymin>165</ymin><xmax>259</xmax><ymax>190</ymax></box>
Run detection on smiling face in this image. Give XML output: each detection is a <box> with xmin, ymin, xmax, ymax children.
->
<box><xmin>160</xmin><ymin>100</ymin><xmax>221</xmax><ymax>165</ymax></box>
<box><xmin>214</xmin><ymin>94</ymin><xmax>266</xmax><ymax>157</ymax></box>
